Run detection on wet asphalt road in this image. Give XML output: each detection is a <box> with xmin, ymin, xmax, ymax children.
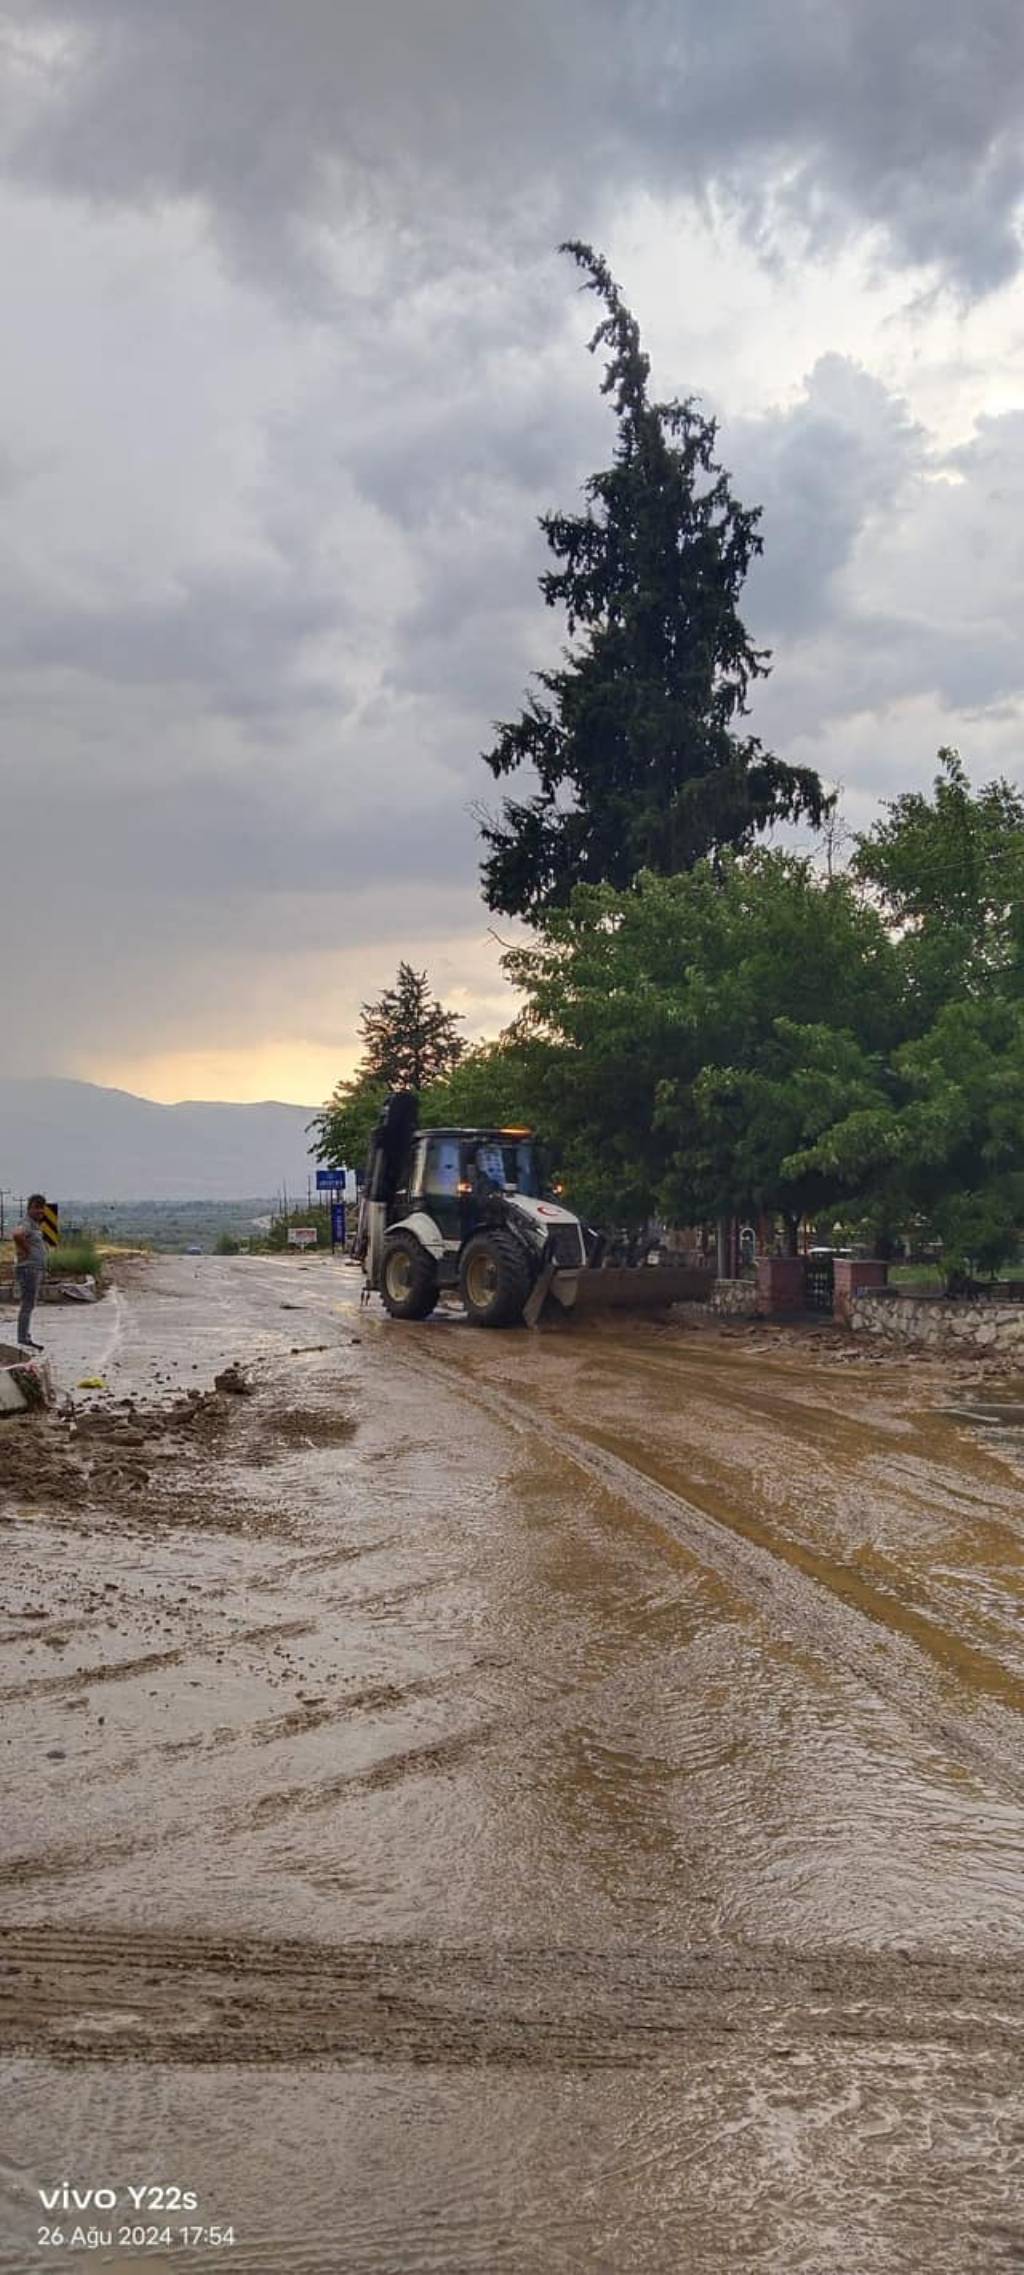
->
<box><xmin>1</xmin><ymin>1255</ymin><xmax>1023</xmax><ymax>2273</ymax></box>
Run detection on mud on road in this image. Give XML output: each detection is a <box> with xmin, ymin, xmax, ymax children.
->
<box><xmin>1</xmin><ymin>1256</ymin><xmax>1023</xmax><ymax>2273</ymax></box>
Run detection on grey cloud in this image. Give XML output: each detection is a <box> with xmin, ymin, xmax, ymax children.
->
<box><xmin>353</xmin><ymin>379</ymin><xmax>601</xmax><ymax>537</ymax></box>
<box><xmin>1</xmin><ymin>721</ymin><xmax>491</xmax><ymax>1068</ymax></box>
<box><xmin>387</xmin><ymin>521</ymin><xmax>560</xmax><ymax>714</ymax></box>
<box><xmin>626</xmin><ymin>0</ymin><xmax>1024</xmax><ymax>290</ymax></box>
<box><xmin>0</xmin><ymin>571</ymin><xmax>345</xmax><ymax>722</ymax></box>
<box><xmin>4</xmin><ymin>0</ymin><xmax>1023</xmax><ymax>292</ymax></box>
<box><xmin>946</xmin><ymin>408</ymin><xmax>1024</xmax><ymax>494</ymax></box>
<box><xmin>742</xmin><ymin>392</ymin><xmax>1024</xmax><ymax>759</ymax></box>
<box><xmin>735</xmin><ymin>356</ymin><xmax>924</xmax><ymax>638</ymax></box>
<box><xmin>3</xmin><ymin>766</ymin><xmax>481</xmax><ymax>908</ymax></box>
<box><xmin>3</xmin><ymin>5</ymin><xmax>1023</xmax><ymax>1096</ymax></box>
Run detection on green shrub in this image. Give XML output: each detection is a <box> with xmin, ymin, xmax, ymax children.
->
<box><xmin>215</xmin><ymin>1232</ymin><xmax>241</xmax><ymax>1255</ymax></box>
<box><xmin>47</xmin><ymin>1240</ymin><xmax>101</xmax><ymax>1278</ymax></box>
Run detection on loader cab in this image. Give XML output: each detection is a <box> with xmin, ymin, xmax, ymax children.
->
<box><xmin>406</xmin><ymin>1132</ymin><xmax>463</xmax><ymax>1244</ymax></box>
<box><xmin>502</xmin><ymin>1138</ymin><xmax>543</xmax><ymax>1197</ymax></box>
<box><xmin>404</xmin><ymin>1128</ymin><xmax>544</xmax><ymax>1244</ymax></box>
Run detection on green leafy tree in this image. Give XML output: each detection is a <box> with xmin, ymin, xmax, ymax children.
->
<box><xmin>782</xmin><ymin>752</ymin><xmax>1024</xmax><ymax>1278</ymax></box>
<box><xmin>786</xmin><ymin>996</ymin><xmax>1024</xmax><ymax>1282</ymax></box>
<box><xmin>480</xmin><ymin>242</ymin><xmax>828</xmax><ymax>920</ymax></box>
<box><xmin>311</xmin><ymin>962</ymin><xmax>464</xmax><ymax>1168</ymax></box>
<box><xmin>310</xmin><ymin>1073</ymin><xmax>388</xmax><ymax>1176</ymax></box>
<box><xmin>854</xmin><ymin>748</ymin><xmax>1024</xmax><ymax>1017</ymax></box>
<box><xmin>504</xmin><ymin>854</ymin><xmax>901</xmax><ymax>1229</ymax></box>
<box><xmin>688</xmin><ymin>1023</ymin><xmax>892</xmax><ymax>1253</ymax></box>
<box><xmin>421</xmin><ymin>1038</ymin><xmax>538</xmax><ymax>1130</ymax></box>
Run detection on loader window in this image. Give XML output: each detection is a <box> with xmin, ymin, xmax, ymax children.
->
<box><xmin>503</xmin><ymin>1141</ymin><xmax>542</xmax><ymax>1196</ymax></box>
<box><xmin>473</xmin><ymin>1143</ymin><xmax>507</xmax><ymax>1193</ymax></box>
<box><xmin>420</xmin><ymin>1137</ymin><xmax>461</xmax><ymax>1198</ymax></box>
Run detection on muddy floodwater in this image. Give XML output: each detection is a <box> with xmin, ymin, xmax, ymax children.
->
<box><xmin>1</xmin><ymin>1255</ymin><xmax>1023</xmax><ymax>2271</ymax></box>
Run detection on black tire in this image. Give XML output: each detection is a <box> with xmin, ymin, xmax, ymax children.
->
<box><xmin>459</xmin><ymin>1230</ymin><xmax>533</xmax><ymax>1328</ymax></box>
<box><xmin>380</xmin><ymin>1231</ymin><xmax>438</xmax><ymax>1320</ymax></box>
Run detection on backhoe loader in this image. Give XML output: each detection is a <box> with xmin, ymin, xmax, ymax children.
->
<box><xmin>354</xmin><ymin>1093</ymin><xmax>711</xmax><ymax>1328</ymax></box>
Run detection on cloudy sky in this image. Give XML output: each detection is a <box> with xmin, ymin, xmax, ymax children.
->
<box><xmin>2</xmin><ymin>0</ymin><xmax>1023</xmax><ymax>1104</ymax></box>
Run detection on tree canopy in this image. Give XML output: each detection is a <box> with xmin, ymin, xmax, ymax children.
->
<box><xmin>491</xmin><ymin>753</ymin><xmax>1024</xmax><ymax>1277</ymax></box>
<box><xmin>357</xmin><ymin>961</ymin><xmax>464</xmax><ymax>1091</ymax></box>
<box><xmin>310</xmin><ymin>963</ymin><xmax>464</xmax><ymax>1169</ymax></box>
<box><xmin>785</xmin><ymin>755</ymin><xmax>1024</xmax><ymax>1274</ymax></box>
<box><xmin>480</xmin><ymin>241</ymin><xmax>828</xmax><ymax>921</ymax></box>
<box><xmin>785</xmin><ymin>995</ymin><xmax>1024</xmax><ymax>1279</ymax></box>
<box><xmin>853</xmin><ymin>747</ymin><xmax>1024</xmax><ymax>1017</ymax></box>
<box><xmin>502</xmin><ymin>852</ymin><xmax>900</xmax><ymax>1232</ymax></box>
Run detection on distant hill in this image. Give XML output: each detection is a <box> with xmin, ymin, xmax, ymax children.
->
<box><xmin>0</xmin><ymin>1078</ymin><xmax>319</xmax><ymax>1202</ymax></box>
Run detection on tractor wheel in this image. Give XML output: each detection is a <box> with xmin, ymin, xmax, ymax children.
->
<box><xmin>459</xmin><ymin>1231</ymin><xmax>533</xmax><ymax>1328</ymax></box>
<box><xmin>380</xmin><ymin>1231</ymin><xmax>438</xmax><ymax>1321</ymax></box>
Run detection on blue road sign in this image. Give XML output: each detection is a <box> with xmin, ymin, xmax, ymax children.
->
<box><xmin>316</xmin><ymin>1168</ymin><xmax>343</xmax><ymax>1191</ymax></box>
<box><xmin>330</xmin><ymin>1202</ymin><xmax>346</xmax><ymax>1247</ymax></box>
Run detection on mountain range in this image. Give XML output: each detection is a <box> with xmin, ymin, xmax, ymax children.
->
<box><xmin>0</xmin><ymin>1078</ymin><xmax>320</xmax><ymax>1203</ymax></box>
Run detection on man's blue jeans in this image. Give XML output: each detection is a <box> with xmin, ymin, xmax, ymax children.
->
<box><xmin>15</xmin><ymin>1264</ymin><xmax>43</xmax><ymax>1347</ymax></box>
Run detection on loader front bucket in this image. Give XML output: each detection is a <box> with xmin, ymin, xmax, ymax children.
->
<box><xmin>538</xmin><ymin>1264</ymin><xmax>715</xmax><ymax>1321</ymax></box>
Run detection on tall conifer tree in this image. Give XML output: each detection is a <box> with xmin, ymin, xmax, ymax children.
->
<box><xmin>481</xmin><ymin>242</ymin><xmax>827</xmax><ymax>919</ymax></box>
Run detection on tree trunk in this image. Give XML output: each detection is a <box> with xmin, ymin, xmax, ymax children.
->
<box><xmin>716</xmin><ymin>1218</ymin><xmax>730</xmax><ymax>1278</ymax></box>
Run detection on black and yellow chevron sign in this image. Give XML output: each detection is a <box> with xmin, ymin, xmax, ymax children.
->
<box><xmin>41</xmin><ymin>1203</ymin><xmax>60</xmax><ymax>1249</ymax></box>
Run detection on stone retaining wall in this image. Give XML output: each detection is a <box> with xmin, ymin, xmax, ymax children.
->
<box><xmin>710</xmin><ymin>1277</ymin><xmax>759</xmax><ymax>1317</ymax></box>
<box><xmin>850</xmin><ymin>1290</ymin><xmax>1024</xmax><ymax>1354</ymax></box>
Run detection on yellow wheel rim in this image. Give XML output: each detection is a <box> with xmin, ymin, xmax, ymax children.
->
<box><xmin>465</xmin><ymin>1252</ymin><xmax>498</xmax><ymax>1307</ymax></box>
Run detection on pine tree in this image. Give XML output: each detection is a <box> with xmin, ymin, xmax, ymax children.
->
<box><xmin>480</xmin><ymin>242</ymin><xmax>827</xmax><ymax>920</ymax></box>
<box><xmin>357</xmin><ymin>962</ymin><xmax>465</xmax><ymax>1092</ymax></box>
<box><xmin>310</xmin><ymin>964</ymin><xmax>465</xmax><ymax>1169</ymax></box>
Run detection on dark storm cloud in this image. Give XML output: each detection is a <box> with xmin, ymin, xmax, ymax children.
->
<box><xmin>1</xmin><ymin>759</ymin><xmax>481</xmax><ymax>909</ymax></box>
<box><xmin>734</xmin><ymin>356</ymin><xmax>925</xmax><ymax>639</ymax></box>
<box><xmin>5</xmin><ymin>0</ymin><xmax>1024</xmax><ymax>291</ymax></box>
<box><xmin>744</xmin><ymin>391</ymin><xmax>1024</xmax><ymax>747</ymax></box>
<box><xmin>0</xmin><ymin>569</ymin><xmax>344</xmax><ymax>722</ymax></box>
<box><xmin>2</xmin><ymin>0</ymin><xmax>1022</xmax><ymax>1086</ymax></box>
<box><xmin>625</xmin><ymin>0</ymin><xmax>1024</xmax><ymax>292</ymax></box>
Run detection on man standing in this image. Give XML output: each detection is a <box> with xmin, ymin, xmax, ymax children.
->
<box><xmin>12</xmin><ymin>1193</ymin><xmax>47</xmax><ymax>1351</ymax></box>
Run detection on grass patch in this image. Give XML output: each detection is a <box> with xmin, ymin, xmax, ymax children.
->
<box><xmin>890</xmin><ymin>1261</ymin><xmax>1024</xmax><ymax>1291</ymax></box>
<box><xmin>47</xmin><ymin>1239</ymin><xmax>101</xmax><ymax>1277</ymax></box>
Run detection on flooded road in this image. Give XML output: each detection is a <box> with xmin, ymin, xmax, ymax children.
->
<box><xmin>1</xmin><ymin>1256</ymin><xmax>1023</xmax><ymax>2272</ymax></box>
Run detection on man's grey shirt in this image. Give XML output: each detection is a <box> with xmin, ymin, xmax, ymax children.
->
<box><xmin>15</xmin><ymin>1220</ymin><xmax>46</xmax><ymax>1276</ymax></box>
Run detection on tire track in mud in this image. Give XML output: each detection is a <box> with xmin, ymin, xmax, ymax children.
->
<box><xmin>0</xmin><ymin>1700</ymin><xmax>496</xmax><ymax>1892</ymax></box>
<box><xmin>400</xmin><ymin>1344</ymin><xmax>1024</xmax><ymax>1808</ymax></box>
<box><xmin>55</xmin><ymin>1667</ymin><xmax>488</xmax><ymax>1794</ymax></box>
<box><xmin>0</xmin><ymin>1618</ymin><xmax>317</xmax><ymax>1706</ymax></box>
<box><xmin>572</xmin><ymin>1337</ymin><xmax>1024</xmax><ymax>1507</ymax></box>
<box><xmin>245</xmin><ymin>1536</ymin><xmax>400</xmax><ymax>1590</ymax></box>
<box><xmin>596</xmin><ymin>1344</ymin><xmax>1024</xmax><ymax>1595</ymax></box>
<box><xmin>623</xmin><ymin>1346</ymin><xmax>1024</xmax><ymax>1690</ymax></box>
<box><xmin>2</xmin><ymin>1920</ymin><xmax>1022</xmax><ymax>2069</ymax></box>
<box><xmin>243</xmin><ymin>1724</ymin><xmax>490</xmax><ymax>1831</ymax></box>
